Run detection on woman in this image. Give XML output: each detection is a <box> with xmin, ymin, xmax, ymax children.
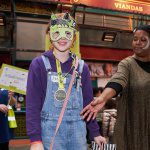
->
<box><xmin>81</xmin><ymin>24</ymin><xmax>150</xmax><ymax>150</ymax></box>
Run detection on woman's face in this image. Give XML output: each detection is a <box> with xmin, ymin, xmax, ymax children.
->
<box><xmin>132</xmin><ymin>30</ymin><xmax>150</xmax><ymax>58</ymax></box>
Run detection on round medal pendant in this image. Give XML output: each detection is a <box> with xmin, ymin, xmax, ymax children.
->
<box><xmin>54</xmin><ymin>89</ymin><xmax>67</xmax><ymax>101</ymax></box>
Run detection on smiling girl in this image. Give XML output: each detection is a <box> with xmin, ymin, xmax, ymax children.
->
<box><xmin>26</xmin><ymin>13</ymin><xmax>106</xmax><ymax>150</ymax></box>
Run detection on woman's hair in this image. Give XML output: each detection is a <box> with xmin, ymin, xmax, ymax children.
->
<box><xmin>133</xmin><ymin>24</ymin><xmax>150</xmax><ymax>36</ymax></box>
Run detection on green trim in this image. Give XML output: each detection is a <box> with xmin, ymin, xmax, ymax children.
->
<box><xmin>14</xmin><ymin>110</ymin><xmax>26</xmax><ymax>114</ymax></box>
<box><xmin>13</xmin><ymin>136</ymin><xmax>28</xmax><ymax>139</ymax></box>
<box><xmin>15</xmin><ymin>11</ymin><xmax>50</xmax><ymax>19</ymax></box>
<box><xmin>92</xmin><ymin>79</ymin><xmax>97</xmax><ymax>88</ymax></box>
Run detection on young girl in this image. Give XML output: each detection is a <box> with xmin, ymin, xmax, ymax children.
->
<box><xmin>26</xmin><ymin>12</ymin><xmax>106</xmax><ymax>150</ymax></box>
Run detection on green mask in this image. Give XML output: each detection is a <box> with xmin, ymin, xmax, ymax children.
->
<box><xmin>50</xmin><ymin>27</ymin><xmax>74</xmax><ymax>41</ymax></box>
<box><xmin>50</xmin><ymin>13</ymin><xmax>76</xmax><ymax>41</ymax></box>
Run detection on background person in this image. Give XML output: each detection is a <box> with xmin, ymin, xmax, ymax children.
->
<box><xmin>93</xmin><ymin>87</ymin><xmax>117</xmax><ymax>141</ymax></box>
<box><xmin>102</xmin><ymin>63</ymin><xmax>113</xmax><ymax>77</ymax></box>
<box><xmin>0</xmin><ymin>89</ymin><xmax>16</xmax><ymax>150</ymax></box>
<box><xmin>81</xmin><ymin>24</ymin><xmax>150</xmax><ymax>150</ymax></box>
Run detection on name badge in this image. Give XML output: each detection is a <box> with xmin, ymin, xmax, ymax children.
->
<box><xmin>51</xmin><ymin>76</ymin><xmax>66</xmax><ymax>83</ymax></box>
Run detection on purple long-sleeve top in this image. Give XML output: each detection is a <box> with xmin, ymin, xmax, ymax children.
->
<box><xmin>26</xmin><ymin>51</ymin><xmax>100</xmax><ymax>142</ymax></box>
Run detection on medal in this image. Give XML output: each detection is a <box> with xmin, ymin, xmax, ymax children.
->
<box><xmin>55</xmin><ymin>89</ymin><xmax>67</xmax><ymax>101</ymax></box>
<box><xmin>53</xmin><ymin>52</ymin><xmax>76</xmax><ymax>101</ymax></box>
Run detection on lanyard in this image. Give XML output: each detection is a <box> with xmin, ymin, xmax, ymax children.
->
<box><xmin>55</xmin><ymin>56</ymin><xmax>76</xmax><ymax>89</ymax></box>
<box><xmin>56</xmin><ymin>59</ymin><xmax>64</xmax><ymax>89</ymax></box>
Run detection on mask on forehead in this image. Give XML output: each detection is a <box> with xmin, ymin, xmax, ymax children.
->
<box><xmin>50</xmin><ymin>13</ymin><xmax>76</xmax><ymax>41</ymax></box>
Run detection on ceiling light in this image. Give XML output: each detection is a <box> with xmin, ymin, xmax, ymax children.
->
<box><xmin>102</xmin><ymin>32</ymin><xmax>116</xmax><ymax>42</ymax></box>
<box><xmin>0</xmin><ymin>13</ymin><xmax>5</xmax><ymax>26</ymax></box>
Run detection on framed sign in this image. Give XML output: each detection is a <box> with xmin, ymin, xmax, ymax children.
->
<box><xmin>87</xmin><ymin>61</ymin><xmax>118</xmax><ymax>87</ymax></box>
<box><xmin>0</xmin><ymin>64</ymin><xmax>28</xmax><ymax>95</ymax></box>
<box><xmin>87</xmin><ymin>62</ymin><xmax>118</xmax><ymax>78</ymax></box>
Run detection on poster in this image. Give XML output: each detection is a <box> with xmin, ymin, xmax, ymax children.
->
<box><xmin>0</xmin><ymin>64</ymin><xmax>28</xmax><ymax>95</ymax></box>
<box><xmin>87</xmin><ymin>62</ymin><xmax>118</xmax><ymax>78</ymax></box>
<box><xmin>87</xmin><ymin>61</ymin><xmax>118</xmax><ymax>87</ymax></box>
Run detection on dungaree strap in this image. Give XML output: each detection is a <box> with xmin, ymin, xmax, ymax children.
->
<box><xmin>41</xmin><ymin>55</ymin><xmax>52</xmax><ymax>72</ymax></box>
<box><xmin>79</xmin><ymin>59</ymin><xmax>84</xmax><ymax>74</ymax></box>
<box><xmin>75</xmin><ymin>59</ymin><xmax>84</xmax><ymax>91</ymax></box>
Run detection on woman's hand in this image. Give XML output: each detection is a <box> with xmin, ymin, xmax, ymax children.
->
<box><xmin>80</xmin><ymin>98</ymin><xmax>106</xmax><ymax>121</ymax></box>
<box><xmin>0</xmin><ymin>104</ymin><xmax>8</xmax><ymax>113</ymax></box>
<box><xmin>94</xmin><ymin>136</ymin><xmax>107</xmax><ymax>148</ymax></box>
<box><xmin>30</xmin><ymin>142</ymin><xmax>44</xmax><ymax>150</ymax></box>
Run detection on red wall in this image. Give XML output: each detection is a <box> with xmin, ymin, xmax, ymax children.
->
<box><xmin>80</xmin><ymin>46</ymin><xmax>133</xmax><ymax>61</ymax></box>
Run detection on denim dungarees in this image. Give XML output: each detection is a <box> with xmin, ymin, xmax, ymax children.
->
<box><xmin>41</xmin><ymin>55</ymin><xmax>87</xmax><ymax>150</ymax></box>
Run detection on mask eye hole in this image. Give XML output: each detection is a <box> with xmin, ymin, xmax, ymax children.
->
<box><xmin>65</xmin><ymin>31</ymin><xmax>72</xmax><ymax>39</ymax></box>
<box><xmin>52</xmin><ymin>31</ymin><xmax>60</xmax><ymax>39</ymax></box>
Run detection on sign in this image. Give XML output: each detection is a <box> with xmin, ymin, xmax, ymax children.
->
<box><xmin>87</xmin><ymin>62</ymin><xmax>118</xmax><ymax>78</ymax></box>
<box><xmin>0</xmin><ymin>64</ymin><xmax>28</xmax><ymax>95</ymax></box>
<box><xmin>1</xmin><ymin>0</ymin><xmax>149</xmax><ymax>15</ymax></box>
<box><xmin>70</xmin><ymin>0</ymin><xmax>150</xmax><ymax>15</ymax></box>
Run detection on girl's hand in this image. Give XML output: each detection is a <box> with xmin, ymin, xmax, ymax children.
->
<box><xmin>30</xmin><ymin>142</ymin><xmax>44</xmax><ymax>150</ymax></box>
<box><xmin>94</xmin><ymin>136</ymin><xmax>107</xmax><ymax>148</ymax></box>
<box><xmin>0</xmin><ymin>104</ymin><xmax>8</xmax><ymax>113</ymax></box>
